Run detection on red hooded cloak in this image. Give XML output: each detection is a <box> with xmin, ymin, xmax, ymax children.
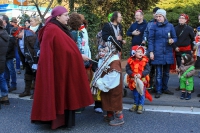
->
<box><xmin>31</xmin><ymin>23</ymin><xmax>93</xmax><ymax>127</ymax></box>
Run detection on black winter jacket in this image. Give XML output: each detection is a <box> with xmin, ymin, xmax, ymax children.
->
<box><xmin>174</xmin><ymin>24</ymin><xmax>195</xmax><ymax>56</ymax></box>
<box><xmin>4</xmin><ymin>24</ymin><xmax>15</xmax><ymax>59</ymax></box>
<box><xmin>0</xmin><ymin>29</ymin><xmax>9</xmax><ymax>73</ymax></box>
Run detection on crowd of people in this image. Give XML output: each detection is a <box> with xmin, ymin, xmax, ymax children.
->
<box><xmin>0</xmin><ymin>5</ymin><xmax>200</xmax><ymax>130</ymax></box>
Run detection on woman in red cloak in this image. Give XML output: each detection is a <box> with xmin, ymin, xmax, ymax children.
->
<box><xmin>31</xmin><ymin>6</ymin><xmax>94</xmax><ymax>129</ymax></box>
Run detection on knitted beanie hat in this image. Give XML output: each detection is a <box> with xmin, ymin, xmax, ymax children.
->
<box><xmin>155</xmin><ymin>9</ymin><xmax>167</xmax><ymax>19</ymax></box>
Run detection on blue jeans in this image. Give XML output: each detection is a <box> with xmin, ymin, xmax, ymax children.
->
<box><xmin>4</xmin><ymin>59</ymin><xmax>17</xmax><ymax>88</ymax></box>
<box><xmin>15</xmin><ymin>46</ymin><xmax>21</xmax><ymax>70</ymax></box>
<box><xmin>133</xmin><ymin>89</ymin><xmax>145</xmax><ymax>106</ymax></box>
<box><xmin>155</xmin><ymin>64</ymin><xmax>170</xmax><ymax>94</ymax></box>
<box><xmin>0</xmin><ymin>72</ymin><xmax>8</xmax><ymax>97</ymax></box>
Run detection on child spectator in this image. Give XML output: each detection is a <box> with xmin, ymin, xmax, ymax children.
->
<box><xmin>126</xmin><ymin>45</ymin><xmax>152</xmax><ymax>114</ymax></box>
<box><xmin>177</xmin><ymin>54</ymin><xmax>195</xmax><ymax>100</ymax></box>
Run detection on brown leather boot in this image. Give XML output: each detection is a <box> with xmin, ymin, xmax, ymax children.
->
<box><xmin>0</xmin><ymin>95</ymin><xmax>10</xmax><ymax>105</ymax></box>
<box><xmin>19</xmin><ymin>75</ymin><xmax>33</xmax><ymax>97</ymax></box>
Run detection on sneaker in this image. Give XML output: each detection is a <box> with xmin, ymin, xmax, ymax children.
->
<box><xmin>109</xmin><ymin>118</ymin><xmax>124</xmax><ymax>126</ymax></box>
<box><xmin>129</xmin><ymin>104</ymin><xmax>138</xmax><ymax>112</ymax></box>
<box><xmin>163</xmin><ymin>90</ymin><xmax>174</xmax><ymax>95</ymax></box>
<box><xmin>137</xmin><ymin>105</ymin><xmax>143</xmax><ymax>114</ymax></box>
<box><xmin>180</xmin><ymin>92</ymin><xmax>186</xmax><ymax>99</ymax></box>
<box><xmin>94</xmin><ymin>108</ymin><xmax>103</xmax><ymax>113</ymax></box>
<box><xmin>155</xmin><ymin>93</ymin><xmax>161</xmax><ymax>98</ymax></box>
<box><xmin>185</xmin><ymin>93</ymin><xmax>191</xmax><ymax>100</ymax></box>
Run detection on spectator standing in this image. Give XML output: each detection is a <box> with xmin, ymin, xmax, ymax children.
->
<box><xmin>148</xmin><ymin>9</ymin><xmax>177</xmax><ymax>98</ymax></box>
<box><xmin>174</xmin><ymin>14</ymin><xmax>195</xmax><ymax>91</ymax></box>
<box><xmin>127</xmin><ymin>10</ymin><xmax>147</xmax><ymax>47</ymax></box>
<box><xmin>97</xmin><ymin>11</ymin><xmax>124</xmax><ymax>126</ymax></box>
<box><xmin>11</xmin><ymin>27</ymin><xmax>36</xmax><ymax>98</ymax></box>
<box><xmin>25</xmin><ymin>20</ymin><xmax>30</xmax><ymax>28</ymax></box>
<box><xmin>142</xmin><ymin>7</ymin><xmax>160</xmax><ymax>91</ymax></box>
<box><xmin>10</xmin><ymin>17</ymin><xmax>21</xmax><ymax>74</ymax></box>
<box><xmin>1</xmin><ymin>15</ymin><xmax>17</xmax><ymax>95</ymax></box>
<box><xmin>0</xmin><ymin>19</ymin><xmax>10</xmax><ymax>106</ymax></box>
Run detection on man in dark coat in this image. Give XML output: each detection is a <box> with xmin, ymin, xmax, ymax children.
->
<box><xmin>2</xmin><ymin>15</ymin><xmax>17</xmax><ymax>93</ymax></box>
<box><xmin>3</xmin><ymin>15</ymin><xmax>17</xmax><ymax>92</ymax></box>
<box><xmin>11</xmin><ymin>27</ymin><xmax>36</xmax><ymax>98</ymax></box>
<box><xmin>100</xmin><ymin>11</ymin><xmax>124</xmax><ymax>126</ymax></box>
<box><xmin>127</xmin><ymin>10</ymin><xmax>147</xmax><ymax>47</ymax></box>
<box><xmin>0</xmin><ymin>19</ymin><xmax>10</xmax><ymax>106</ymax></box>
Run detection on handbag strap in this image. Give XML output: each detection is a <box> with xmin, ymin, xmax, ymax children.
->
<box><xmin>178</xmin><ymin>25</ymin><xmax>187</xmax><ymax>37</ymax></box>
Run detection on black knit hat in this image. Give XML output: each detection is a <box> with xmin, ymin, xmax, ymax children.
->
<box><xmin>181</xmin><ymin>54</ymin><xmax>192</xmax><ymax>65</ymax></box>
<box><xmin>153</xmin><ymin>7</ymin><xmax>160</xmax><ymax>13</ymax></box>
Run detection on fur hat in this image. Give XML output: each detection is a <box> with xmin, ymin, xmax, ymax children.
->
<box><xmin>131</xmin><ymin>45</ymin><xmax>145</xmax><ymax>56</ymax></box>
<box><xmin>155</xmin><ymin>9</ymin><xmax>166</xmax><ymax>19</ymax></box>
<box><xmin>181</xmin><ymin>54</ymin><xmax>193</xmax><ymax>65</ymax></box>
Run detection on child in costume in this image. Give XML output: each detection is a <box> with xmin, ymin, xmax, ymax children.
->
<box><xmin>125</xmin><ymin>45</ymin><xmax>152</xmax><ymax>114</ymax></box>
<box><xmin>93</xmin><ymin>46</ymin><xmax>109</xmax><ymax>113</ymax></box>
<box><xmin>177</xmin><ymin>54</ymin><xmax>195</xmax><ymax>100</ymax></box>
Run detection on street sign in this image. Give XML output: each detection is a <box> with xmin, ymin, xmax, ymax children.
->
<box><xmin>13</xmin><ymin>0</ymin><xmax>28</xmax><ymax>6</ymax></box>
<box><xmin>17</xmin><ymin>0</ymin><xmax>25</xmax><ymax>3</ymax></box>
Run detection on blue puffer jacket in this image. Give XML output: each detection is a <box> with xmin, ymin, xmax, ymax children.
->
<box><xmin>148</xmin><ymin>20</ymin><xmax>177</xmax><ymax>65</ymax></box>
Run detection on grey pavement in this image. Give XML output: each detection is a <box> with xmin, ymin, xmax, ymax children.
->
<box><xmin>12</xmin><ymin>69</ymin><xmax>200</xmax><ymax>107</ymax></box>
<box><xmin>1</xmin><ymin>98</ymin><xmax>200</xmax><ymax>133</ymax></box>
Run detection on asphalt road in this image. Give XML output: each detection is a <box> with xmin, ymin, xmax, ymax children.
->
<box><xmin>1</xmin><ymin>98</ymin><xmax>200</xmax><ymax>133</ymax></box>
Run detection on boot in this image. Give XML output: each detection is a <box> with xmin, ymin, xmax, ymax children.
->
<box><xmin>0</xmin><ymin>95</ymin><xmax>10</xmax><ymax>105</ymax></box>
<box><xmin>104</xmin><ymin>111</ymin><xmax>114</xmax><ymax>122</ymax></box>
<box><xmin>137</xmin><ymin>105</ymin><xmax>143</xmax><ymax>114</ymax></box>
<box><xmin>129</xmin><ymin>104</ymin><xmax>138</xmax><ymax>112</ymax></box>
<box><xmin>180</xmin><ymin>92</ymin><xmax>186</xmax><ymax>99</ymax></box>
<box><xmin>185</xmin><ymin>93</ymin><xmax>191</xmax><ymax>100</ymax></box>
<box><xmin>19</xmin><ymin>75</ymin><xmax>33</xmax><ymax>97</ymax></box>
<box><xmin>109</xmin><ymin>111</ymin><xmax>124</xmax><ymax>126</ymax></box>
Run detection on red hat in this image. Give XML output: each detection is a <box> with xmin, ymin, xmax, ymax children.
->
<box><xmin>180</xmin><ymin>13</ymin><xmax>189</xmax><ymax>24</ymax></box>
<box><xmin>131</xmin><ymin>45</ymin><xmax>145</xmax><ymax>56</ymax></box>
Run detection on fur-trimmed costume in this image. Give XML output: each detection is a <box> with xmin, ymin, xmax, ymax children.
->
<box><xmin>126</xmin><ymin>56</ymin><xmax>152</xmax><ymax>103</ymax></box>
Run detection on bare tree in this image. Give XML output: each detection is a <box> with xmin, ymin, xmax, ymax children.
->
<box><xmin>30</xmin><ymin>0</ymin><xmax>55</xmax><ymax>23</ymax></box>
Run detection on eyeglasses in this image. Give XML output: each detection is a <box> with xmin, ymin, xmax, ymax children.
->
<box><xmin>179</xmin><ymin>17</ymin><xmax>185</xmax><ymax>19</ymax></box>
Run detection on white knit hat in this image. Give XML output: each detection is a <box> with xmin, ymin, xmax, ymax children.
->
<box><xmin>155</xmin><ymin>9</ymin><xmax>167</xmax><ymax>19</ymax></box>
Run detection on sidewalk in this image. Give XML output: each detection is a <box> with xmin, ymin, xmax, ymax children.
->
<box><xmin>121</xmin><ymin>60</ymin><xmax>200</xmax><ymax>108</ymax></box>
<box><xmin>11</xmin><ymin>61</ymin><xmax>200</xmax><ymax>108</ymax></box>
